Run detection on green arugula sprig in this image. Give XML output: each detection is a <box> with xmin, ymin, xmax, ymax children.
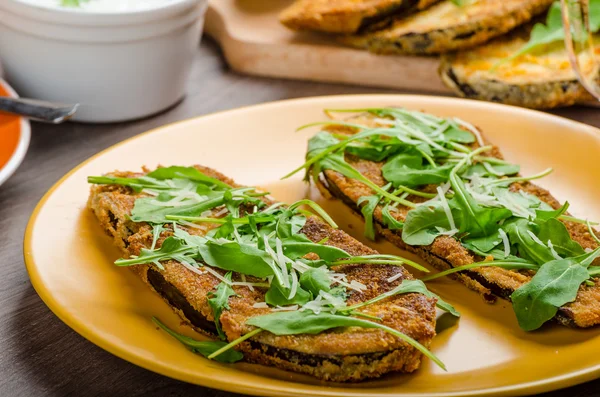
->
<box><xmin>152</xmin><ymin>317</ymin><xmax>243</xmax><ymax>363</ymax></box>
<box><xmin>208</xmin><ymin>273</ymin><xmax>237</xmax><ymax>340</ymax></box>
<box><xmin>492</xmin><ymin>1</ymin><xmax>600</xmax><ymax>71</ymax></box>
<box><xmin>248</xmin><ymin>310</ymin><xmax>447</xmax><ymax>370</ymax></box>
<box><xmin>90</xmin><ymin>165</ymin><xmax>453</xmax><ymax>367</ymax></box>
<box><xmin>205</xmin><ymin>278</ymin><xmax>459</xmax><ymax>369</ymax></box>
<box><xmin>295</xmin><ymin>107</ymin><xmax>600</xmax><ymax>331</ymax></box>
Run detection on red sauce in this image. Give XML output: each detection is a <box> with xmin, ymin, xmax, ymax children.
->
<box><xmin>0</xmin><ymin>83</ymin><xmax>21</xmax><ymax>170</ymax></box>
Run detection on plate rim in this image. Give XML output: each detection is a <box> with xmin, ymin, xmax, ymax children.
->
<box><xmin>0</xmin><ymin>79</ymin><xmax>31</xmax><ymax>187</ymax></box>
<box><xmin>23</xmin><ymin>94</ymin><xmax>600</xmax><ymax>397</ymax></box>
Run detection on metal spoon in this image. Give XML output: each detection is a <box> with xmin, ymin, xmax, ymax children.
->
<box><xmin>0</xmin><ymin>97</ymin><xmax>79</xmax><ymax>124</ymax></box>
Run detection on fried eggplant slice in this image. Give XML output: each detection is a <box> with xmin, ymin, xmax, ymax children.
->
<box><xmin>88</xmin><ymin>165</ymin><xmax>438</xmax><ymax>382</ymax></box>
<box><xmin>339</xmin><ymin>0</ymin><xmax>553</xmax><ymax>55</ymax></box>
<box><xmin>312</xmin><ymin>113</ymin><xmax>600</xmax><ymax>329</ymax></box>
<box><xmin>439</xmin><ymin>28</ymin><xmax>595</xmax><ymax>108</ymax></box>
<box><xmin>279</xmin><ymin>0</ymin><xmax>440</xmax><ymax>34</ymax></box>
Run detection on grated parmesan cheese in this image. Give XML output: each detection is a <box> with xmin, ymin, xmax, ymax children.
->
<box><xmin>498</xmin><ymin>229</ymin><xmax>510</xmax><ymax>258</ymax></box>
<box><xmin>454</xmin><ymin>117</ymin><xmax>485</xmax><ymax>147</ymax></box>
<box><xmin>288</xmin><ymin>269</ymin><xmax>299</xmax><ymax>300</ymax></box>
<box><xmin>386</xmin><ymin>272</ymin><xmax>403</xmax><ymax>283</ymax></box>
<box><xmin>179</xmin><ymin>261</ymin><xmax>207</xmax><ymax>278</ymax></box>
<box><xmin>214</xmin><ymin>207</ymin><xmax>229</xmax><ymax>217</ymax></box>
<box><xmin>437</xmin><ymin>186</ymin><xmax>456</xmax><ymax>231</ymax></box>
<box><xmin>203</xmin><ymin>265</ymin><xmax>232</xmax><ymax>285</ymax></box>
<box><xmin>271</xmin><ymin>305</ymin><xmax>299</xmax><ymax>312</ymax></box>
<box><xmin>527</xmin><ymin>230</ymin><xmax>547</xmax><ymax>248</ymax></box>
<box><xmin>547</xmin><ymin>240</ymin><xmax>563</xmax><ymax>261</ymax></box>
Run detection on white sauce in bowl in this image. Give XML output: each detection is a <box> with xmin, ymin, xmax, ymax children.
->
<box><xmin>17</xmin><ymin>0</ymin><xmax>182</xmax><ymax>13</ymax></box>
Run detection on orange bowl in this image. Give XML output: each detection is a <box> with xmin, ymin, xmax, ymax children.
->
<box><xmin>0</xmin><ymin>79</ymin><xmax>30</xmax><ymax>186</ymax></box>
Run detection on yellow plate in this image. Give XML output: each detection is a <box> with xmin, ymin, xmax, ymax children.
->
<box><xmin>24</xmin><ymin>95</ymin><xmax>600</xmax><ymax>397</ymax></box>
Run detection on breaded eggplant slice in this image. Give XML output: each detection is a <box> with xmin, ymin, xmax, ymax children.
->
<box><xmin>339</xmin><ymin>0</ymin><xmax>553</xmax><ymax>55</ymax></box>
<box><xmin>279</xmin><ymin>0</ymin><xmax>440</xmax><ymax>34</ymax></box>
<box><xmin>315</xmin><ymin>115</ymin><xmax>600</xmax><ymax>329</ymax></box>
<box><xmin>88</xmin><ymin>165</ymin><xmax>437</xmax><ymax>382</ymax></box>
<box><xmin>439</xmin><ymin>28</ymin><xmax>595</xmax><ymax>108</ymax></box>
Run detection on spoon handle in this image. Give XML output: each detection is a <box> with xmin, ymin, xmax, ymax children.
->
<box><xmin>0</xmin><ymin>97</ymin><xmax>78</xmax><ymax>124</ymax></box>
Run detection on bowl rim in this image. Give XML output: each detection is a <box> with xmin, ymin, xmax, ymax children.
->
<box><xmin>0</xmin><ymin>0</ymin><xmax>204</xmax><ymax>27</ymax></box>
<box><xmin>0</xmin><ymin>79</ymin><xmax>31</xmax><ymax>187</ymax></box>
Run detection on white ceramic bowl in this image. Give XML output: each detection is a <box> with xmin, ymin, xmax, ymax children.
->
<box><xmin>0</xmin><ymin>0</ymin><xmax>207</xmax><ymax>122</ymax></box>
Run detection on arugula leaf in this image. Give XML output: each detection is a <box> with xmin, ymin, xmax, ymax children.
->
<box><xmin>504</xmin><ymin>219</ymin><xmax>555</xmax><ymax>266</ymax></box>
<box><xmin>382</xmin><ymin>204</ymin><xmax>404</xmax><ymax>231</ymax></box>
<box><xmin>130</xmin><ymin>192</ymin><xmax>226</xmax><ymax>224</ymax></box>
<box><xmin>463</xmin><ymin>233</ymin><xmax>502</xmax><ymax>253</ymax></box>
<box><xmin>280</xmin><ymin>239</ymin><xmax>349</xmax><ymax>262</ymax></box>
<box><xmin>265</xmin><ymin>276</ymin><xmax>312</xmax><ymax>306</ymax></box>
<box><xmin>398</xmin><ymin>279</ymin><xmax>460</xmax><ymax>317</ymax></box>
<box><xmin>207</xmin><ymin>273</ymin><xmax>237</xmax><ymax>340</ymax></box>
<box><xmin>152</xmin><ymin>317</ymin><xmax>243</xmax><ymax>363</ymax></box>
<box><xmin>303</xmin><ymin>133</ymin><xmax>416</xmax><ymax>208</ymax></box>
<box><xmin>197</xmin><ymin>240</ymin><xmax>275</xmax><ymax>278</ymax></box>
<box><xmin>494</xmin><ymin>1</ymin><xmax>600</xmax><ymax>69</ymax></box>
<box><xmin>497</xmin><ymin>3</ymin><xmax>564</xmax><ymax>68</ymax></box>
<box><xmin>461</xmin><ymin>241</ymin><xmax>524</xmax><ymax>262</ymax></box>
<box><xmin>150</xmin><ymin>224</ymin><xmax>164</xmax><ymax>250</ymax></box>
<box><xmin>358</xmin><ymin>194</ymin><xmax>382</xmax><ymax>240</ymax></box>
<box><xmin>384</xmin><ymin>151</ymin><xmax>423</xmax><ymax>168</ymax></box>
<box><xmin>382</xmin><ymin>161</ymin><xmax>454</xmax><ymax>188</ymax></box>
<box><xmin>511</xmin><ymin>257</ymin><xmax>592</xmax><ymax>331</ymax></box>
<box><xmin>87</xmin><ymin>175</ymin><xmax>170</xmax><ymax>193</ymax></box>
<box><xmin>115</xmin><ymin>236</ymin><xmax>199</xmax><ymax>269</ymax></box>
<box><xmin>462</xmin><ymin>163</ymin><xmax>520</xmax><ymax>178</ymax></box>
<box><xmin>442</xmin><ymin>123</ymin><xmax>476</xmax><ymax>143</ymax></box>
<box><xmin>402</xmin><ymin>204</ymin><xmax>452</xmax><ymax>246</ymax></box>
<box><xmin>381</xmin><ymin>150</ymin><xmax>454</xmax><ymax>188</ymax></box>
<box><xmin>535</xmin><ymin>202</ymin><xmax>570</xmax><ymax>222</ymax></box>
<box><xmin>299</xmin><ymin>268</ymin><xmax>331</xmax><ymax>296</ymax></box>
<box><xmin>537</xmin><ymin>218</ymin><xmax>585</xmax><ymax>258</ymax></box>
<box><xmin>490</xmin><ymin>187</ymin><xmax>543</xmax><ymax>218</ymax></box>
<box><xmin>449</xmin><ymin>176</ymin><xmax>512</xmax><ymax>238</ymax></box>
<box><xmin>329</xmin><ymin>285</ymin><xmax>349</xmax><ymax>301</ymax></box>
<box><xmin>246</xmin><ymin>310</ymin><xmax>446</xmax><ymax>370</ymax></box>
<box><xmin>146</xmin><ymin>166</ymin><xmax>230</xmax><ymax>189</ymax></box>
<box><xmin>345</xmin><ymin>136</ymin><xmax>403</xmax><ymax>161</ymax></box>
<box><xmin>88</xmin><ymin>166</ymin><xmax>229</xmax><ymax>193</ymax></box>
<box><xmin>275</xmin><ymin>211</ymin><xmax>308</xmax><ymax>241</ymax></box>
<box><xmin>343</xmin><ymin>279</ymin><xmax>460</xmax><ymax>317</ymax></box>
<box><xmin>174</xmin><ymin>226</ymin><xmax>209</xmax><ymax>247</ymax></box>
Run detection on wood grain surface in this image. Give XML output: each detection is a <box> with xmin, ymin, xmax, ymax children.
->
<box><xmin>204</xmin><ymin>0</ymin><xmax>449</xmax><ymax>94</ymax></box>
<box><xmin>2</xmin><ymin>39</ymin><xmax>600</xmax><ymax>397</ymax></box>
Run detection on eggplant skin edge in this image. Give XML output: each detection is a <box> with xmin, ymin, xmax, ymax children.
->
<box><xmin>279</xmin><ymin>0</ymin><xmax>439</xmax><ymax>34</ymax></box>
<box><xmin>439</xmin><ymin>60</ymin><xmax>593</xmax><ymax>109</ymax></box>
<box><xmin>338</xmin><ymin>0</ymin><xmax>553</xmax><ymax>55</ymax></box>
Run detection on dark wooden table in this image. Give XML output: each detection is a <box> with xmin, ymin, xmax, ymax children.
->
<box><xmin>2</xmin><ymin>38</ymin><xmax>599</xmax><ymax>397</ymax></box>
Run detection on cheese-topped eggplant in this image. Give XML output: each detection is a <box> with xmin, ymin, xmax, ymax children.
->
<box><xmin>279</xmin><ymin>0</ymin><xmax>440</xmax><ymax>34</ymax></box>
<box><xmin>88</xmin><ymin>165</ymin><xmax>457</xmax><ymax>382</ymax></box>
<box><xmin>339</xmin><ymin>0</ymin><xmax>553</xmax><ymax>55</ymax></box>
<box><xmin>289</xmin><ymin>108</ymin><xmax>600</xmax><ymax>331</ymax></box>
<box><xmin>439</xmin><ymin>27</ymin><xmax>595</xmax><ymax>108</ymax></box>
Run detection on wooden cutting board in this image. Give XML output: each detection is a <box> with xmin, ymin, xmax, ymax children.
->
<box><xmin>204</xmin><ymin>0</ymin><xmax>451</xmax><ymax>93</ymax></box>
